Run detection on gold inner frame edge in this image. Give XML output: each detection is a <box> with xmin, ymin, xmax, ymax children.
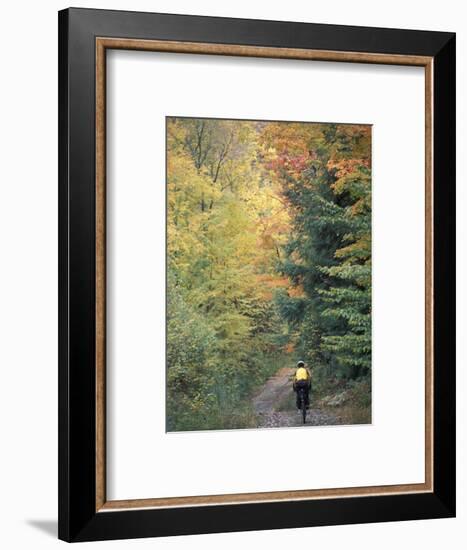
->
<box><xmin>95</xmin><ymin>37</ymin><xmax>434</xmax><ymax>512</ymax></box>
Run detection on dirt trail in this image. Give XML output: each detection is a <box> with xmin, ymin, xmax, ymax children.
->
<box><xmin>252</xmin><ymin>367</ymin><xmax>339</xmax><ymax>428</ymax></box>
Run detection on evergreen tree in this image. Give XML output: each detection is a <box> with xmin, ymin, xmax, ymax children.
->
<box><xmin>264</xmin><ymin>123</ymin><xmax>372</xmax><ymax>381</ymax></box>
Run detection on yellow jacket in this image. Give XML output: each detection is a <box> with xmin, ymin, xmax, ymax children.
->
<box><xmin>294</xmin><ymin>366</ymin><xmax>311</xmax><ymax>383</ymax></box>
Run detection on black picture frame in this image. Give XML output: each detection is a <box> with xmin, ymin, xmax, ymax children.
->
<box><xmin>58</xmin><ymin>7</ymin><xmax>455</xmax><ymax>542</ymax></box>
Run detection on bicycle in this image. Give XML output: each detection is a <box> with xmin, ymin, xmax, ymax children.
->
<box><xmin>298</xmin><ymin>386</ymin><xmax>307</xmax><ymax>424</ymax></box>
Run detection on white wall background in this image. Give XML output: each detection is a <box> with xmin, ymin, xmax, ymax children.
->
<box><xmin>0</xmin><ymin>0</ymin><xmax>463</xmax><ymax>548</ymax></box>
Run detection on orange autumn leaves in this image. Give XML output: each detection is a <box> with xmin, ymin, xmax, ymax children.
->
<box><xmin>166</xmin><ymin>118</ymin><xmax>371</xmax><ymax>431</ymax></box>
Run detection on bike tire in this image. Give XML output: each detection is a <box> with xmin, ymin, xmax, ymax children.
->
<box><xmin>301</xmin><ymin>389</ymin><xmax>306</xmax><ymax>424</ymax></box>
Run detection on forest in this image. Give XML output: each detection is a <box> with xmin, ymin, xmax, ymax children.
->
<box><xmin>166</xmin><ymin>116</ymin><xmax>372</xmax><ymax>431</ymax></box>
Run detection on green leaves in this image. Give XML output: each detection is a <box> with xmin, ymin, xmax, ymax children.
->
<box><xmin>166</xmin><ymin>118</ymin><xmax>293</xmax><ymax>431</ymax></box>
<box><xmin>166</xmin><ymin>118</ymin><xmax>372</xmax><ymax>431</ymax></box>
<box><xmin>266</xmin><ymin>123</ymin><xmax>372</xmax><ymax>380</ymax></box>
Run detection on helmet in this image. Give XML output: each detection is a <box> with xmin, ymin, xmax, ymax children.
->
<box><xmin>297</xmin><ymin>361</ymin><xmax>305</xmax><ymax>368</ymax></box>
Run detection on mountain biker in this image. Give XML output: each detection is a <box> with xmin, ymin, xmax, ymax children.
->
<box><xmin>293</xmin><ymin>360</ymin><xmax>312</xmax><ymax>410</ymax></box>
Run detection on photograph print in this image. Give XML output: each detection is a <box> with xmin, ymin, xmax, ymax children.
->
<box><xmin>166</xmin><ymin>116</ymin><xmax>372</xmax><ymax>432</ymax></box>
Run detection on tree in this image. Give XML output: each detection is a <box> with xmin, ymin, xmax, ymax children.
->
<box><xmin>263</xmin><ymin>123</ymin><xmax>372</xmax><ymax>381</ymax></box>
<box><xmin>166</xmin><ymin>118</ymin><xmax>293</xmax><ymax>430</ymax></box>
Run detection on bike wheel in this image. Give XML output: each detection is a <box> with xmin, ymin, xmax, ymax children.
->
<box><xmin>301</xmin><ymin>390</ymin><xmax>307</xmax><ymax>424</ymax></box>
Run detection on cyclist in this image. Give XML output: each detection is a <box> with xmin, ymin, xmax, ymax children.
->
<box><xmin>292</xmin><ymin>360</ymin><xmax>312</xmax><ymax>410</ymax></box>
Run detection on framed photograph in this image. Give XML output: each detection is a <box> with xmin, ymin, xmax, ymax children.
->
<box><xmin>58</xmin><ymin>8</ymin><xmax>455</xmax><ymax>542</ymax></box>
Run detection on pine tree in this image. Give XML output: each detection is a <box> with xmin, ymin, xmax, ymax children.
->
<box><xmin>265</xmin><ymin>123</ymin><xmax>372</xmax><ymax>381</ymax></box>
